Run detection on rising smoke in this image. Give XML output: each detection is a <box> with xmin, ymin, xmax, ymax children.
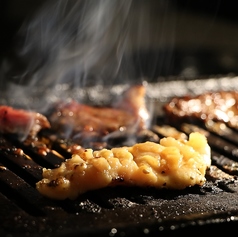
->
<box><xmin>2</xmin><ymin>0</ymin><xmax>175</xmax><ymax>111</ymax></box>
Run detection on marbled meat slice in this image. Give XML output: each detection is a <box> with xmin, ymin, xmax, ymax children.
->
<box><xmin>48</xmin><ymin>85</ymin><xmax>150</xmax><ymax>142</ymax></box>
<box><xmin>0</xmin><ymin>105</ymin><xmax>50</xmax><ymax>140</ymax></box>
<box><xmin>163</xmin><ymin>91</ymin><xmax>238</xmax><ymax>127</ymax></box>
<box><xmin>36</xmin><ymin>132</ymin><xmax>211</xmax><ymax>200</ymax></box>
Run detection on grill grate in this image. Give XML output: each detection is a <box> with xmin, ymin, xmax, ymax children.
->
<box><xmin>1</xmin><ymin>117</ymin><xmax>238</xmax><ymax>237</ymax></box>
<box><xmin>2</xmin><ymin>76</ymin><xmax>238</xmax><ymax>236</ymax></box>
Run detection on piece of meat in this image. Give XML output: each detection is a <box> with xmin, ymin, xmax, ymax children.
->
<box><xmin>36</xmin><ymin>132</ymin><xmax>211</xmax><ymax>200</ymax></box>
<box><xmin>163</xmin><ymin>91</ymin><xmax>238</xmax><ymax>128</ymax></box>
<box><xmin>48</xmin><ymin>85</ymin><xmax>150</xmax><ymax>144</ymax></box>
<box><xmin>0</xmin><ymin>105</ymin><xmax>50</xmax><ymax>140</ymax></box>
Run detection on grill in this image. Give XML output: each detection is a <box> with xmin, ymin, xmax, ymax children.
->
<box><xmin>1</xmin><ymin>77</ymin><xmax>238</xmax><ymax>237</ymax></box>
<box><xmin>2</xmin><ymin>1</ymin><xmax>238</xmax><ymax>236</ymax></box>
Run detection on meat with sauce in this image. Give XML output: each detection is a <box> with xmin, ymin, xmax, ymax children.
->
<box><xmin>163</xmin><ymin>91</ymin><xmax>238</xmax><ymax>128</ymax></box>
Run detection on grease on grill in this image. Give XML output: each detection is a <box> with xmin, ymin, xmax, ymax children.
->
<box><xmin>0</xmin><ymin>165</ymin><xmax>7</xmax><ymax>171</ymax></box>
<box><xmin>207</xmin><ymin>165</ymin><xmax>236</xmax><ymax>181</ymax></box>
<box><xmin>152</xmin><ymin>124</ymin><xmax>187</xmax><ymax>140</ymax></box>
<box><xmin>212</xmin><ymin>153</ymin><xmax>238</xmax><ymax>175</ymax></box>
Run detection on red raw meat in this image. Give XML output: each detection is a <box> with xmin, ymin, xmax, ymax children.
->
<box><xmin>0</xmin><ymin>105</ymin><xmax>50</xmax><ymax>140</ymax></box>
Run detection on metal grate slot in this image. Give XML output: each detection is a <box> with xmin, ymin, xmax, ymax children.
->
<box><xmin>0</xmin><ymin>164</ymin><xmax>46</xmax><ymax>216</ymax></box>
<box><xmin>4</xmin><ymin>134</ymin><xmax>64</xmax><ymax>169</ymax></box>
<box><xmin>205</xmin><ymin>122</ymin><xmax>238</xmax><ymax>147</ymax></box>
<box><xmin>211</xmin><ymin>152</ymin><xmax>238</xmax><ymax>175</ymax></box>
<box><xmin>0</xmin><ymin>137</ymin><xmax>42</xmax><ymax>185</ymax></box>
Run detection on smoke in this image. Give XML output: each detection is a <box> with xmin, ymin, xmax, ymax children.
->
<box><xmin>2</xmin><ymin>0</ymin><xmax>176</xmax><ymax>111</ymax></box>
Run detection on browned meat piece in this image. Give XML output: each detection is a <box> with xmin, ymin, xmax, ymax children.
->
<box><xmin>48</xmin><ymin>85</ymin><xmax>150</xmax><ymax>144</ymax></box>
<box><xmin>163</xmin><ymin>91</ymin><xmax>238</xmax><ymax>128</ymax></box>
<box><xmin>0</xmin><ymin>105</ymin><xmax>51</xmax><ymax>140</ymax></box>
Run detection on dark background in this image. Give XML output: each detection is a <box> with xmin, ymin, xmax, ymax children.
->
<box><xmin>2</xmin><ymin>0</ymin><xmax>238</xmax><ymax>80</ymax></box>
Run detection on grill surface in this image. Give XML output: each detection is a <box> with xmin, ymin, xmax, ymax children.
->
<box><xmin>1</xmin><ymin>77</ymin><xmax>238</xmax><ymax>237</ymax></box>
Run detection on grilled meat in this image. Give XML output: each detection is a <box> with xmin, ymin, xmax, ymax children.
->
<box><xmin>163</xmin><ymin>91</ymin><xmax>238</xmax><ymax>127</ymax></box>
<box><xmin>36</xmin><ymin>132</ymin><xmax>211</xmax><ymax>200</ymax></box>
<box><xmin>48</xmin><ymin>85</ymin><xmax>150</xmax><ymax>145</ymax></box>
<box><xmin>0</xmin><ymin>105</ymin><xmax>50</xmax><ymax>140</ymax></box>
